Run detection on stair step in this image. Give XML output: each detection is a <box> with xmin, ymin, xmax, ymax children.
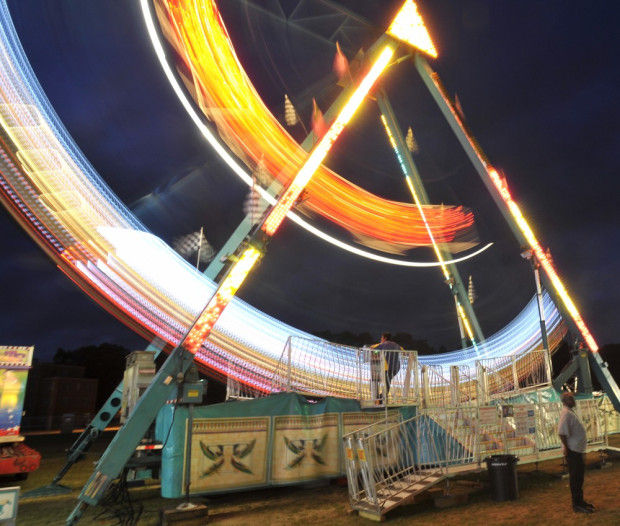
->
<box><xmin>401</xmin><ymin>472</ymin><xmax>442</xmax><ymax>484</ymax></box>
<box><xmin>377</xmin><ymin>485</ymin><xmax>419</xmax><ymax>496</ymax></box>
<box><xmin>376</xmin><ymin>474</ymin><xmax>445</xmax><ymax>501</ymax></box>
<box><xmin>353</xmin><ymin>472</ymin><xmax>449</xmax><ymax>517</ymax></box>
<box><xmin>383</xmin><ymin>498</ymin><xmax>401</xmax><ymax>509</ymax></box>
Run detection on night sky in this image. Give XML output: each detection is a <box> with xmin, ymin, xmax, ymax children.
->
<box><xmin>1</xmin><ymin>1</ymin><xmax>618</xmax><ymax>362</ymax></box>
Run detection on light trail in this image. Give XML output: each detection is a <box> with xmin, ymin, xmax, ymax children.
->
<box><xmin>146</xmin><ymin>0</ymin><xmax>478</xmax><ymax>252</ymax></box>
<box><xmin>263</xmin><ymin>47</ymin><xmax>395</xmax><ymax>236</ymax></box>
<box><xmin>138</xmin><ymin>0</ymin><xmax>491</xmax><ymax>268</ymax></box>
<box><xmin>488</xmin><ymin>169</ymin><xmax>598</xmax><ymax>351</ymax></box>
<box><xmin>183</xmin><ymin>45</ymin><xmax>395</xmax><ymax>352</ymax></box>
<box><xmin>417</xmin><ymin>59</ymin><xmax>599</xmax><ymax>352</ymax></box>
<box><xmin>0</xmin><ymin>0</ymin><xmax>572</xmax><ymax>396</ymax></box>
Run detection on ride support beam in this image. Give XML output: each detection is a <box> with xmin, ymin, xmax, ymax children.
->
<box><xmin>66</xmin><ymin>343</ymin><xmax>196</xmax><ymax>525</ymax></box>
<box><xmin>50</xmin><ymin>337</ymin><xmax>167</xmax><ymax>487</ymax></box>
<box><xmin>589</xmin><ymin>352</ymin><xmax>620</xmax><ymax>411</ymax></box>
<box><xmin>415</xmin><ymin>53</ymin><xmax>620</xmax><ymax>408</ymax></box>
<box><xmin>376</xmin><ymin>91</ymin><xmax>484</xmax><ymax>347</ymax></box>
<box><xmin>414</xmin><ymin>54</ymin><xmax>601</xmax><ymax>349</ymax></box>
<box><xmin>414</xmin><ymin>54</ymin><xmax>528</xmax><ymax>246</ymax></box>
<box><xmin>68</xmin><ymin>39</ymin><xmax>396</xmax><ymax>525</ymax></box>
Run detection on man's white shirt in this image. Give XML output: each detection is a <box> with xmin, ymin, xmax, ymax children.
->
<box><xmin>558</xmin><ymin>406</ymin><xmax>587</xmax><ymax>453</ymax></box>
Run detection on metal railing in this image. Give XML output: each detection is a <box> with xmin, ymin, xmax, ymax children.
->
<box><xmin>270</xmin><ymin>337</ymin><xmax>360</xmax><ymax>397</ymax></box>
<box><xmin>420</xmin><ymin>364</ymin><xmax>475</xmax><ymax>408</ymax></box>
<box><xmin>455</xmin><ymin>364</ymin><xmax>478</xmax><ymax>404</ymax></box>
<box><xmin>223</xmin><ymin>358</ymin><xmax>269</xmax><ymax>401</ymax></box>
<box><xmin>270</xmin><ymin>338</ymin><xmax>420</xmax><ymax>405</ymax></box>
<box><xmin>577</xmin><ymin>398</ymin><xmax>605</xmax><ymax>446</ymax></box>
<box><xmin>344</xmin><ymin>397</ymin><xmax>611</xmax><ymax>516</ymax></box>
<box><xmin>225</xmin><ymin>375</ymin><xmax>265</xmax><ymax>401</ymax></box>
<box><xmin>477</xmin><ymin>350</ymin><xmax>552</xmax><ymax>402</ymax></box>
<box><xmin>422</xmin><ymin>406</ymin><xmax>478</xmax><ymax>466</ymax></box>
<box><xmin>268</xmin><ymin>337</ymin><xmax>554</xmax><ymax>407</ymax></box>
<box><xmin>344</xmin><ymin>412</ymin><xmax>446</xmax><ymax>514</ymax></box>
<box><xmin>516</xmin><ymin>350</ymin><xmax>552</xmax><ymax>390</ymax></box>
<box><xmin>597</xmin><ymin>393</ymin><xmax>620</xmax><ymax>435</ymax></box>
<box><xmin>359</xmin><ymin>349</ymin><xmax>419</xmax><ymax>407</ymax></box>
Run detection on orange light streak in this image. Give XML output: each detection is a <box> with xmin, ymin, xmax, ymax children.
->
<box><xmin>184</xmin><ymin>45</ymin><xmax>394</xmax><ymax>352</ymax></box>
<box><xmin>156</xmin><ymin>0</ymin><xmax>475</xmax><ymax>250</ymax></box>
<box><xmin>263</xmin><ymin>46</ymin><xmax>395</xmax><ymax>236</ymax></box>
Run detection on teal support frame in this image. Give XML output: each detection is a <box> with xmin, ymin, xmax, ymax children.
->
<box><xmin>415</xmin><ymin>54</ymin><xmax>620</xmax><ymax>409</ymax></box>
<box><xmin>589</xmin><ymin>352</ymin><xmax>620</xmax><ymax>411</ymax></box>
<box><xmin>48</xmin><ymin>337</ymin><xmax>166</xmax><ymax>487</ymax></box>
<box><xmin>66</xmin><ymin>343</ymin><xmax>196</xmax><ymax>525</ymax></box>
<box><xmin>414</xmin><ymin>55</ymin><xmax>528</xmax><ymax>246</ymax></box>
<box><xmin>205</xmin><ymin>216</ymin><xmax>258</xmax><ymax>279</ymax></box>
<box><xmin>376</xmin><ymin>91</ymin><xmax>484</xmax><ymax>347</ymax></box>
<box><xmin>553</xmin><ymin>348</ymin><xmax>593</xmax><ymax>395</ymax></box>
<box><xmin>68</xmin><ymin>35</ymin><xmax>396</xmax><ymax>524</ymax></box>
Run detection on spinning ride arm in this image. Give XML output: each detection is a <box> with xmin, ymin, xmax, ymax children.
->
<box><xmin>66</xmin><ymin>42</ymin><xmax>396</xmax><ymax>525</ymax></box>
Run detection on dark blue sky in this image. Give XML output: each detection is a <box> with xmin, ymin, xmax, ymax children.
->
<box><xmin>1</xmin><ymin>1</ymin><xmax>618</xmax><ymax>361</ymax></box>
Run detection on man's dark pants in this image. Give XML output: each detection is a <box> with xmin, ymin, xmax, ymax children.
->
<box><xmin>566</xmin><ymin>449</ymin><xmax>585</xmax><ymax>506</ymax></box>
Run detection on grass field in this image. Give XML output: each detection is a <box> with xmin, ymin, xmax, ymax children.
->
<box><xmin>6</xmin><ymin>432</ymin><xmax>620</xmax><ymax>525</ymax></box>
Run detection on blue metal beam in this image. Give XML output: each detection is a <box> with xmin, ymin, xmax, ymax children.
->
<box><xmin>66</xmin><ymin>343</ymin><xmax>196</xmax><ymax>524</ymax></box>
<box><xmin>589</xmin><ymin>351</ymin><xmax>620</xmax><ymax>411</ymax></box>
<box><xmin>376</xmin><ymin>91</ymin><xmax>484</xmax><ymax>347</ymax></box>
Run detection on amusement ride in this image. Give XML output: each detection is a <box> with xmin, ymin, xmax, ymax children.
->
<box><xmin>0</xmin><ymin>1</ymin><xmax>617</xmax><ymax>523</ymax></box>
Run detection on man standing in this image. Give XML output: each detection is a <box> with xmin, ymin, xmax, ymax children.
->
<box><xmin>557</xmin><ymin>392</ymin><xmax>594</xmax><ymax>514</ymax></box>
<box><xmin>371</xmin><ymin>333</ymin><xmax>402</xmax><ymax>403</ymax></box>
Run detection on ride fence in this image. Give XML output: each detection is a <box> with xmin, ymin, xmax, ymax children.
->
<box><xmin>597</xmin><ymin>394</ymin><xmax>620</xmax><ymax>435</ymax></box>
<box><xmin>577</xmin><ymin>398</ymin><xmax>606</xmax><ymax>447</ymax></box>
<box><xmin>420</xmin><ymin>406</ymin><xmax>478</xmax><ymax>466</ymax></box>
<box><xmin>344</xmin><ymin>398</ymin><xmax>610</xmax><ymax>515</ymax></box>
<box><xmin>269</xmin><ymin>337</ymin><xmax>360</xmax><ymax>398</ymax></box>
<box><xmin>419</xmin><ymin>364</ymin><xmax>477</xmax><ymax>408</ymax></box>
<box><xmin>266</xmin><ymin>337</ymin><xmax>553</xmax><ymax>407</ymax></box>
<box><xmin>476</xmin><ymin>350</ymin><xmax>552</xmax><ymax>402</ymax></box>
<box><xmin>269</xmin><ymin>337</ymin><xmax>420</xmax><ymax>405</ymax></box>
<box><xmin>223</xmin><ymin>357</ymin><xmax>270</xmax><ymax>401</ymax></box>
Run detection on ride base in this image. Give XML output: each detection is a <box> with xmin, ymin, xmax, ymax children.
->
<box><xmin>154</xmin><ymin>387</ymin><xmax>618</xmax><ymax>510</ymax></box>
<box><xmin>343</xmin><ymin>388</ymin><xmax>617</xmax><ymax>520</ymax></box>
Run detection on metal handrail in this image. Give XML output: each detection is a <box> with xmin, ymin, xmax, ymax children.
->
<box><xmin>272</xmin><ymin>338</ymin><xmax>555</xmax><ymax>406</ymax></box>
<box><xmin>344</xmin><ymin>397</ymin><xmax>612</xmax><ymax>516</ymax></box>
<box><xmin>344</xmin><ymin>412</ymin><xmax>448</xmax><ymax>511</ymax></box>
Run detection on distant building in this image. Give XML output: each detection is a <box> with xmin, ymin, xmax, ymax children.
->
<box><xmin>23</xmin><ymin>362</ymin><xmax>98</xmax><ymax>431</ymax></box>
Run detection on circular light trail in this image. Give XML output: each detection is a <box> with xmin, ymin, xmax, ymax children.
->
<box><xmin>0</xmin><ymin>1</ymin><xmax>563</xmax><ymax>394</ymax></box>
<box><xmin>140</xmin><ymin>0</ymin><xmax>491</xmax><ymax>267</ymax></box>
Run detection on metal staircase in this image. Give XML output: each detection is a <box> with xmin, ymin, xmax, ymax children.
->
<box><xmin>343</xmin><ymin>413</ymin><xmax>459</xmax><ymax>520</ymax></box>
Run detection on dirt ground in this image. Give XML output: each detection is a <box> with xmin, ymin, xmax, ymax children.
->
<box><xmin>7</xmin><ymin>432</ymin><xmax>620</xmax><ymax>525</ymax></box>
